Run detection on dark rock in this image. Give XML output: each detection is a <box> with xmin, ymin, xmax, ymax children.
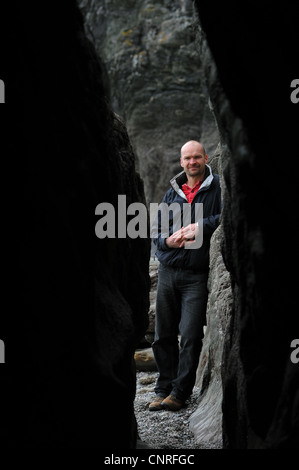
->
<box><xmin>193</xmin><ymin>0</ymin><xmax>299</xmax><ymax>449</ymax></box>
<box><xmin>145</xmin><ymin>259</ymin><xmax>159</xmax><ymax>345</ymax></box>
<box><xmin>0</xmin><ymin>1</ymin><xmax>149</xmax><ymax>448</ymax></box>
<box><xmin>134</xmin><ymin>348</ymin><xmax>157</xmax><ymax>371</ymax></box>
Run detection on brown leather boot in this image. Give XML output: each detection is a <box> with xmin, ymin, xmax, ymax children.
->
<box><xmin>161</xmin><ymin>395</ymin><xmax>184</xmax><ymax>411</ymax></box>
<box><xmin>149</xmin><ymin>395</ymin><xmax>166</xmax><ymax>411</ymax></box>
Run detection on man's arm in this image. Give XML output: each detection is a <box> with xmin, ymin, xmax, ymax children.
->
<box><xmin>201</xmin><ymin>213</ymin><xmax>221</xmax><ymax>236</ymax></box>
<box><xmin>152</xmin><ymin>192</ymin><xmax>186</xmax><ymax>250</ymax></box>
<box><xmin>151</xmin><ymin>194</ymin><xmax>174</xmax><ymax>251</ymax></box>
<box><xmin>198</xmin><ymin>179</ymin><xmax>222</xmax><ymax>237</ymax></box>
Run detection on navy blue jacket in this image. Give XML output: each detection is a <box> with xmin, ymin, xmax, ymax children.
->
<box><xmin>152</xmin><ymin>165</ymin><xmax>221</xmax><ymax>273</ymax></box>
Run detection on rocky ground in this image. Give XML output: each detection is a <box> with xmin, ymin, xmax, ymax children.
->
<box><xmin>134</xmin><ymin>371</ymin><xmax>222</xmax><ymax>449</ymax></box>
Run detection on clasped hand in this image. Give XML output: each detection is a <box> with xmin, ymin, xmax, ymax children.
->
<box><xmin>165</xmin><ymin>223</ymin><xmax>199</xmax><ymax>248</ymax></box>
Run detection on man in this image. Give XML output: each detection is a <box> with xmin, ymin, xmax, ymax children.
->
<box><xmin>149</xmin><ymin>140</ymin><xmax>221</xmax><ymax>411</ymax></box>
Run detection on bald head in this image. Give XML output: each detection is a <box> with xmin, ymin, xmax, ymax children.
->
<box><xmin>180</xmin><ymin>140</ymin><xmax>206</xmax><ymax>158</ymax></box>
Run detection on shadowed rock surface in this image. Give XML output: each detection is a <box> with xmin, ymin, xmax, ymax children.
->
<box><xmin>190</xmin><ymin>224</ymin><xmax>232</xmax><ymax>447</ymax></box>
<box><xmin>193</xmin><ymin>0</ymin><xmax>299</xmax><ymax>449</ymax></box>
<box><xmin>0</xmin><ymin>1</ymin><xmax>149</xmax><ymax>448</ymax></box>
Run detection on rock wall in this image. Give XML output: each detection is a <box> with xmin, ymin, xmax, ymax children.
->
<box><xmin>79</xmin><ymin>0</ymin><xmax>219</xmax><ymax>204</ymax></box>
<box><xmin>193</xmin><ymin>0</ymin><xmax>299</xmax><ymax>449</ymax></box>
<box><xmin>189</xmin><ymin>225</ymin><xmax>232</xmax><ymax>447</ymax></box>
<box><xmin>0</xmin><ymin>1</ymin><xmax>149</xmax><ymax>448</ymax></box>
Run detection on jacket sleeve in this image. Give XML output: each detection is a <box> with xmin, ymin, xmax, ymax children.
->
<box><xmin>202</xmin><ymin>213</ymin><xmax>221</xmax><ymax>236</ymax></box>
<box><xmin>200</xmin><ymin>179</ymin><xmax>222</xmax><ymax>237</ymax></box>
<box><xmin>151</xmin><ymin>193</ymin><xmax>170</xmax><ymax>252</ymax></box>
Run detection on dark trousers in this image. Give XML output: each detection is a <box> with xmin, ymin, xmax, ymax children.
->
<box><xmin>152</xmin><ymin>264</ymin><xmax>208</xmax><ymax>401</ymax></box>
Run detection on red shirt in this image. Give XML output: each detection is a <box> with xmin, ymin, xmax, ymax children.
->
<box><xmin>182</xmin><ymin>180</ymin><xmax>202</xmax><ymax>203</ymax></box>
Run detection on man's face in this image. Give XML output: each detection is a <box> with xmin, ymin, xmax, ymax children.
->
<box><xmin>180</xmin><ymin>143</ymin><xmax>208</xmax><ymax>178</ymax></box>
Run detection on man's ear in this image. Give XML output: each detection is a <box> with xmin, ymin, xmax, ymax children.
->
<box><xmin>205</xmin><ymin>154</ymin><xmax>208</xmax><ymax>163</ymax></box>
<box><xmin>180</xmin><ymin>157</ymin><xmax>184</xmax><ymax>168</ymax></box>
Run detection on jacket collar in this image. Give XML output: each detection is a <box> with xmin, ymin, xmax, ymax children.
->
<box><xmin>170</xmin><ymin>165</ymin><xmax>214</xmax><ymax>199</ymax></box>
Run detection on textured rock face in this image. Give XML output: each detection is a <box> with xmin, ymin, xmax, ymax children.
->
<box><xmin>193</xmin><ymin>0</ymin><xmax>299</xmax><ymax>449</ymax></box>
<box><xmin>145</xmin><ymin>259</ymin><xmax>159</xmax><ymax>345</ymax></box>
<box><xmin>134</xmin><ymin>347</ymin><xmax>157</xmax><ymax>371</ymax></box>
<box><xmin>1</xmin><ymin>1</ymin><xmax>149</xmax><ymax>448</ymax></box>
<box><xmin>79</xmin><ymin>0</ymin><xmax>219</xmax><ymax>203</ymax></box>
<box><xmin>189</xmin><ymin>225</ymin><xmax>232</xmax><ymax>447</ymax></box>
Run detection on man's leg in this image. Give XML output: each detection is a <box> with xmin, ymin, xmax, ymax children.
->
<box><xmin>152</xmin><ymin>264</ymin><xmax>181</xmax><ymax>398</ymax></box>
<box><xmin>171</xmin><ymin>271</ymin><xmax>208</xmax><ymax>402</ymax></box>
